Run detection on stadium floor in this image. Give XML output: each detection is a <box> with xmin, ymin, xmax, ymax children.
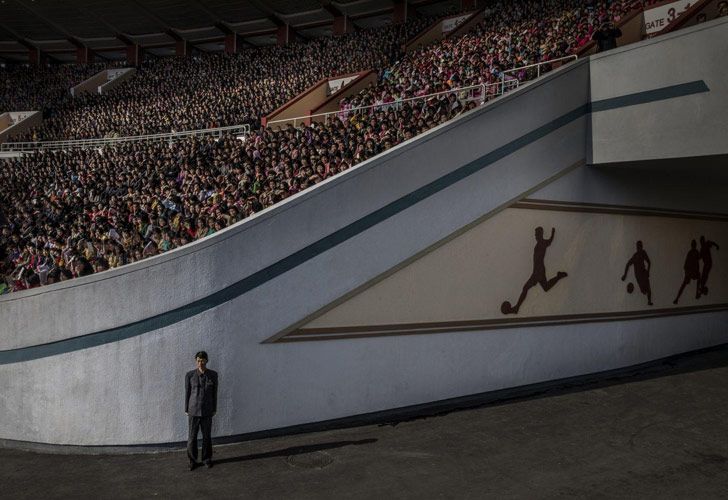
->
<box><xmin>4</xmin><ymin>344</ymin><xmax>728</xmax><ymax>499</ymax></box>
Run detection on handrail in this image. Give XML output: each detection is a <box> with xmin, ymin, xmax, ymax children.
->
<box><xmin>268</xmin><ymin>55</ymin><xmax>579</xmax><ymax>128</ymax></box>
<box><xmin>267</xmin><ymin>80</ymin><xmax>518</xmax><ymax>128</ymax></box>
<box><xmin>0</xmin><ymin>124</ymin><xmax>251</xmax><ymax>153</ymax></box>
<box><xmin>500</xmin><ymin>54</ymin><xmax>578</xmax><ymax>79</ymax></box>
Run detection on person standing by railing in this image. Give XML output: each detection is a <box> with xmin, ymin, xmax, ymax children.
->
<box><xmin>591</xmin><ymin>21</ymin><xmax>623</xmax><ymax>52</ymax></box>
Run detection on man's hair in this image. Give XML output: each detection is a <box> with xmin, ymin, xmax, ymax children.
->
<box><xmin>195</xmin><ymin>351</ymin><xmax>209</xmax><ymax>360</ymax></box>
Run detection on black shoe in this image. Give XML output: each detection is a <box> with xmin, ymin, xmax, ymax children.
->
<box><xmin>204</xmin><ymin>460</ymin><xmax>213</xmax><ymax>469</ymax></box>
<box><xmin>189</xmin><ymin>462</ymin><xmax>197</xmax><ymax>471</ymax></box>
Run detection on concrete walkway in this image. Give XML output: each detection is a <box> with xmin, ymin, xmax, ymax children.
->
<box><xmin>3</xmin><ymin>345</ymin><xmax>728</xmax><ymax>499</ymax></box>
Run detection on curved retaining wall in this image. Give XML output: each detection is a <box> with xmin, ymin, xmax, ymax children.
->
<box><xmin>1</xmin><ymin>22</ymin><xmax>727</xmax><ymax>449</ymax></box>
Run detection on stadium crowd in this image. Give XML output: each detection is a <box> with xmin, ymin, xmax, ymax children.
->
<box><xmin>15</xmin><ymin>19</ymin><xmax>432</xmax><ymax>142</ymax></box>
<box><xmin>1</xmin><ymin>0</ymin><xmax>663</xmax><ymax>292</ymax></box>
<box><xmin>0</xmin><ymin>90</ymin><xmax>474</xmax><ymax>294</ymax></box>
<box><xmin>0</xmin><ymin>62</ymin><xmax>113</xmax><ymax>115</ymax></box>
<box><xmin>338</xmin><ymin>0</ymin><xmax>654</xmax><ymax>118</ymax></box>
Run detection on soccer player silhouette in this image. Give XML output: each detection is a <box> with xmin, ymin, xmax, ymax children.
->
<box><xmin>621</xmin><ymin>240</ymin><xmax>653</xmax><ymax>306</ymax></box>
<box><xmin>501</xmin><ymin>227</ymin><xmax>567</xmax><ymax>315</ymax></box>
<box><xmin>673</xmin><ymin>239</ymin><xmax>701</xmax><ymax>304</ymax></box>
<box><xmin>698</xmin><ymin>236</ymin><xmax>719</xmax><ymax>295</ymax></box>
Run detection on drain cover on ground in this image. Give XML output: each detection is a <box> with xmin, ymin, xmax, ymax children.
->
<box><xmin>286</xmin><ymin>451</ymin><xmax>334</xmax><ymax>469</ymax></box>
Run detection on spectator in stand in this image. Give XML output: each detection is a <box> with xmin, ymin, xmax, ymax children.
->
<box><xmin>591</xmin><ymin>21</ymin><xmax>623</xmax><ymax>52</ymax></box>
<box><xmin>718</xmin><ymin>1</ymin><xmax>728</xmax><ymax>17</ymax></box>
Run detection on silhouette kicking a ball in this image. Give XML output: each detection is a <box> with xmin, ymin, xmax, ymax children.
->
<box><xmin>673</xmin><ymin>239</ymin><xmax>701</xmax><ymax>304</ymax></box>
<box><xmin>621</xmin><ymin>240</ymin><xmax>653</xmax><ymax>306</ymax></box>
<box><xmin>501</xmin><ymin>226</ymin><xmax>567</xmax><ymax>315</ymax></box>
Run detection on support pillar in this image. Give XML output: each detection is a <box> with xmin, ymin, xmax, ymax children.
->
<box><xmin>126</xmin><ymin>44</ymin><xmax>142</xmax><ymax>66</ymax></box>
<box><xmin>277</xmin><ymin>25</ymin><xmax>294</xmax><ymax>46</ymax></box>
<box><xmin>333</xmin><ymin>15</ymin><xmax>353</xmax><ymax>35</ymax></box>
<box><xmin>29</xmin><ymin>47</ymin><xmax>47</xmax><ymax>66</ymax></box>
<box><xmin>175</xmin><ymin>40</ymin><xmax>192</xmax><ymax>57</ymax></box>
<box><xmin>225</xmin><ymin>33</ymin><xmax>243</xmax><ymax>53</ymax></box>
<box><xmin>393</xmin><ymin>2</ymin><xmax>407</xmax><ymax>24</ymax></box>
<box><xmin>76</xmin><ymin>46</ymin><xmax>95</xmax><ymax>64</ymax></box>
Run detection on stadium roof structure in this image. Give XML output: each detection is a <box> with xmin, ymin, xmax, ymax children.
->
<box><xmin>0</xmin><ymin>0</ymin><xmax>457</xmax><ymax>63</ymax></box>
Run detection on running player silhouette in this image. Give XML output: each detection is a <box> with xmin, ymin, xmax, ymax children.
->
<box><xmin>502</xmin><ymin>227</ymin><xmax>567</xmax><ymax>315</ymax></box>
<box><xmin>673</xmin><ymin>239</ymin><xmax>701</xmax><ymax>304</ymax></box>
<box><xmin>698</xmin><ymin>236</ymin><xmax>720</xmax><ymax>295</ymax></box>
<box><xmin>621</xmin><ymin>240</ymin><xmax>653</xmax><ymax>306</ymax></box>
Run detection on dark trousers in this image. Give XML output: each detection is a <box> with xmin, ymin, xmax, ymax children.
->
<box><xmin>187</xmin><ymin>415</ymin><xmax>213</xmax><ymax>464</ymax></box>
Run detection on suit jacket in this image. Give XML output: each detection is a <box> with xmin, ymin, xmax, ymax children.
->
<box><xmin>185</xmin><ymin>369</ymin><xmax>218</xmax><ymax>417</ymax></box>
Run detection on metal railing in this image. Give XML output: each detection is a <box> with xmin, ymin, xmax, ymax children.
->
<box><xmin>0</xmin><ymin>124</ymin><xmax>251</xmax><ymax>153</ymax></box>
<box><xmin>1</xmin><ymin>55</ymin><xmax>578</xmax><ymax>152</ymax></box>
<box><xmin>268</xmin><ymin>55</ymin><xmax>579</xmax><ymax>129</ymax></box>
<box><xmin>267</xmin><ymin>80</ymin><xmax>519</xmax><ymax>129</ymax></box>
<box><xmin>500</xmin><ymin>54</ymin><xmax>578</xmax><ymax>91</ymax></box>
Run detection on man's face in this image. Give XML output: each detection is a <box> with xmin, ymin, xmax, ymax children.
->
<box><xmin>196</xmin><ymin>357</ymin><xmax>207</xmax><ymax>371</ymax></box>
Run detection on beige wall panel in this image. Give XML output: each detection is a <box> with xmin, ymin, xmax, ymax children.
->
<box><xmin>305</xmin><ymin>204</ymin><xmax>728</xmax><ymax>330</ymax></box>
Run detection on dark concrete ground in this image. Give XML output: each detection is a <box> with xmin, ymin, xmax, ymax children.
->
<box><xmin>3</xmin><ymin>345</ymin><xmax>728</xmax><ymax>500</ymax></box>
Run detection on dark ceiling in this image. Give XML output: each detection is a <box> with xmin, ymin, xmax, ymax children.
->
<box><xmin>0</xmin><ymin>0</ymin><xmax>457</xmax><ymax>62</ymax></box>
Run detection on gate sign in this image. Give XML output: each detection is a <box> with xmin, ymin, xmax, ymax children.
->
<box><xmin>643</xmin><ymin>0</ymin><xmax>693</xmax><ymax>34</ymax></box>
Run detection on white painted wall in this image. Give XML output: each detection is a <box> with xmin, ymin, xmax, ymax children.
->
<box><xmin>589</xmin><ymin>18</ymin><xmax>728</xmax><ymax>164</ymax></box>
<box><xmin>1</xmin><ymin>25</ymin><xmax>726</xmax><ymax>448</ymax></box>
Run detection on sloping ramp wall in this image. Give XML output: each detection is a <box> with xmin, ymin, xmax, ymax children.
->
<box><xmin>0</xmin><ymin>20</ymin><xmax>726</xmax><ymax>449</ymax></box>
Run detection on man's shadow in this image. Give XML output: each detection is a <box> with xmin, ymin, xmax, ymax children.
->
<box><xmin>213</xmin><ymin>438</ymin><xmax>377</xmax><ymax>465</ymax></box>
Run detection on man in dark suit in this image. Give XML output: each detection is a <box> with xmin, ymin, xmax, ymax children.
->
<box><xmin>592</xmin><ymin>22</ymin><xmax>622</xmax><ymax>53</ymax></box>
<box><xmin>185</xmin><ymin>351</ymin><xmax>218</xmax><ymax>470</ymax></box>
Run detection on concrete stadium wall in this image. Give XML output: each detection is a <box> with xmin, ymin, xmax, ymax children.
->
<box><xmin>589</xmin><ymin>17</ymin><xmax>728</xmax><ymax>164</ymax></box>
<box><xmin>0</xmin><ymin>24</ymin><xmax>725</xmax><ymax>449</ymax></box>
<box><xmin>310</xmin><ymin>71</ymin><xmax>377</xmax><ymax>118</ymax></box>
<box><xmin>98</xmin><ymin>68</ymin><xmax>136</xmax><ymax>95</ymax></box>
<box><xmin>265</xmin><ymin>71</ymin><xmax>376</xmax><ymax>129</ymax></box>
<box><xmin>263</xmin><ymin>77</ymin><xmax>331</xmax><ymax>128</ymax></box>
<box><xmin>0</xmin><ymin>111</ymin><xmax>42</xmax><ymax>143</ymax></box>
<box><xmin>70</xmin><ymin>70</ymin><xmax>107</xmax><ymax>97</ymax></box>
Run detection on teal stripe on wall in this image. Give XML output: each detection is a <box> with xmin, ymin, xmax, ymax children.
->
<box><xmin>0</xmin><ymin>80</ymin><xmax>709</xmax><ymax>365</ymax></box>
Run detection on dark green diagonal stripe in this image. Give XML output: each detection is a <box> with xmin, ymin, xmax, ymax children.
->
<box><xmin>0</xmin><ymin>80</ymin><xmax>709</xmax><ymax>365</ymax></box>
<box><xmin>590</xmin><ymin>80</ymin><xmax>709</xmax><ymax>112</ymax></box>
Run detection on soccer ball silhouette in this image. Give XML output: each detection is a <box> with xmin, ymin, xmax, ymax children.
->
<box><xmin>627</xmin><ymin>282</ymin><xmax>634</xmax><ymax>294</ymax></box>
